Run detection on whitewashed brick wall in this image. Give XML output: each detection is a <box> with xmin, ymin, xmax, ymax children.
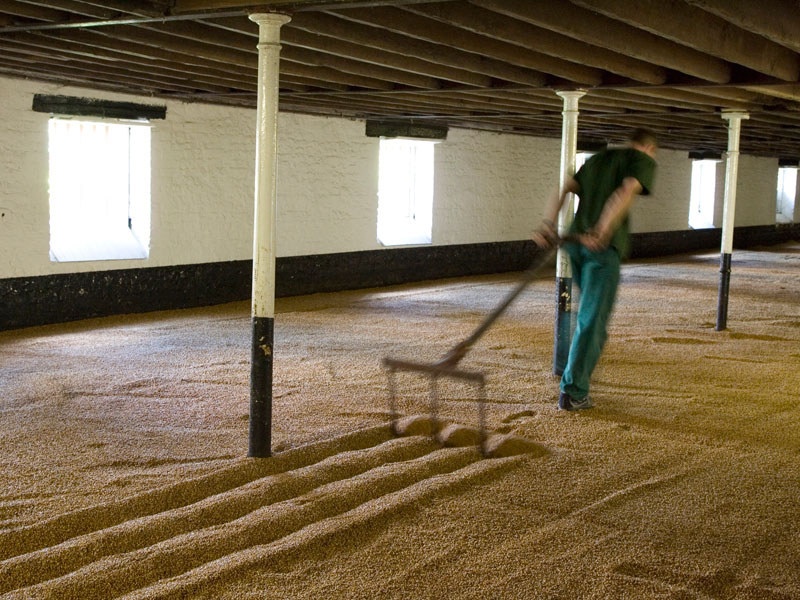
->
<box><xmin>434</xmin><ymin>128</ymin><xmax>561</xmax><ymax>245</ymax></box>
<box><xmin>629</xmin><ymin>148</ymin><xmax>692</xmax><ymax>233</ymax></box>
<box><xmin>0</xmin><ymin>76</ymin><xmax>787</xmax><ymax>280</ymax></box>
<box><xmin>735</xmin><ymin>155</ymin><xmax>779</xmax><ymax>226</ymax></box>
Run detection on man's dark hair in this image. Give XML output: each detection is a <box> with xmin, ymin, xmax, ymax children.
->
<box><xmin>629</xmin><ymin>128</ymin><xmax>658</xmax><ymax>147</ymax></box>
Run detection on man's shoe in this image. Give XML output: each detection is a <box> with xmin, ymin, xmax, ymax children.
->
<box><xmin>558</xmin><ymin>392</ymin><xmax>593</xmax><ymax>411</ymax></box>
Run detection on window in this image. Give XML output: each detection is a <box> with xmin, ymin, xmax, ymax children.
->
<box><xmin>377</xmin><ymin>138</ymin><xmax>435</xmax><ymax>246</ymax></box>
<box><xmin>777</xmin><ymin>167</ymin><xmax>797</xmax><ymax>224</ymax></box>
<box><xmin>575</xmin><ymin>151</ymin><xmax>593</xmax><ymax>172</ymax></box>
<box><xmin>688</xmin><ymin>159</ymin><xmax>718</xmax><ymax>229</ymax></box>
<box><xmin>570</xmin><ymin>152</ymin><xmax>595</xmax><ymax>216</ymax></box>
<box><xmin>48</xmin><ymin>118</ymin><xmax>151</xmax><ymax>262</ymax></box>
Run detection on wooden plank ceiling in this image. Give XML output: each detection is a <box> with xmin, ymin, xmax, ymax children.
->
<box><xmin>1</xmin><ymin>0</ymin><xmax>799</xmax><ymax>158</ymax></box>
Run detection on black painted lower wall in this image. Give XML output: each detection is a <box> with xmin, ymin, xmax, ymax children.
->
<box><xmin>2</xmin><ymin>224</ymin><xmax>798</xmax><ymax>332</ymax></box>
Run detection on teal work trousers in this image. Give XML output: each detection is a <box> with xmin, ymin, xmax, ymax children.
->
<box><xmin>560</xmin><ymin>244</ymin><xmax>621</xmax><ymax>401</ymax></box>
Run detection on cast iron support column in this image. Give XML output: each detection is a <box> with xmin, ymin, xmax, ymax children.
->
<box><xmin>249</xmin><ymin>12</ymin><xmax>290</xmax><ymax>458</ymax></box>
<box><xmin>553</xmin><ymin>90</ymin><xmax>586</xmax><ymax>375</ymax></box>
<box><xmin>716</xmin><ymin>111</ymin><xmax>748</xmax><ymax>332</ymax></box>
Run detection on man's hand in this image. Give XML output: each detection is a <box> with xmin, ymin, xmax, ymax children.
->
<box><xmin>577</xmin><ymin>228</ymin><xmax>610</xmax><ymax>252</ymax></box>
<box><xmin>532</xmin><ymin>219</ymin><xmax>559</xmax><ymax>249</ymax></box>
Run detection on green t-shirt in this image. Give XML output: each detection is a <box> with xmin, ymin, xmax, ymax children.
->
<box><xmin>571</xmin><ymin>147</ymin><xmax>656</xmax><ymax>258</ymax></box>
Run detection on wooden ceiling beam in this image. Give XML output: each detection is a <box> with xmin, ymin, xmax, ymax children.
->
<box><xmin>281</xmin><ymin>95</ymin><xmax>446</xmax><ymax>119</ymax></box>
<box><xmin>742</xmin><ymin>85</ymin><xmax>800</xmax><ymax>103</ymax></box>
<box><xmin>501</xmin><ymin>88</ymin><xmax>674</xmax><ymax>114</ymax></box>
<box><xmin>0</xmin><ymin>45</ymin><xmax>235</xmax><ymax>94</ymax></box>
<box><xmin>591</xmin><ymin>89</ymin><xmax>703</xmax><ymax>111</ymax></box>
<box><xmin>571</xmin><ymin>0</ymin><xmax>800</xmax><ymax>82</ymax></box>
<box><xmin>578</xmin><ymin>95</ymin><xmax>673</xmax><ymax>114</ymax></box>
<box><xmin>283</xmin><ymin>27</ymin><xmax>482</xmax><ymax>86</ymax></box>
<box><xmin>39</xmin><ymin>28</ymin><xmax>257</xmax><ymax>78</ymax></box>
<box><xmin>456</xmin><ymin>94</ymin><xmax>553</xmax><ymax>114</ymax></box>
<box><xmin>467</xmin><ymin>89</ymin><xmax>561</xmax><ymax>111</ymax></box>
<box><xmin>678</xmin><ymin>87</ymin><xmax>775</xmax><ymax>106</ymax></box>
<box><xmin>470</xmin><ymin>0</ymin><xmax>732</xmax><ymax>83</ymax></box>
<box><xmin>280</xmin><ymin>74</ymin><xmax>350</xmax><ymax>91</ymax></box>
<box><xmin>746</xmin><ymin>117</ymin><xmax>800</xmax><ymax>139</ymax></box>
<box><xmin>309</xmin><ymin>93</ymin><xmax>478</xmax><ymax>115</ymax></box>
<box><xmin>289</xmin><ymin>11</ymin><xmax>532</xmax><ymax>87</ymax></box>
<box><xmin>139</xmin><ymin>20</ymin><xmax>396</xmax><ymax>89</ymax></box>
<box><xmin>281</xmin><ymin>60</ymin><xmax>395</xmax><ymax>89</ymax></box>
<box><xmin>171</xmin><ymin>0</ymin><xmax>455</xmax><ymax>10</ymax></box>
<box><xmin>281</xmin><ymin>45</ymin><xmax>439</xmax><ymax>89</ymax></box>
<box><xmin>403</xmin><ymin>2</ymin><xmax>665</xmax><ymax>85</ymax></box>
<box><xmin>579</xmin><ymin>114</ymin><xmax>723</xmax><ymax>140</ymax></box>
<box><xmin>355</xmin><ymin>92</ymin><xmax>484</xmax><ymax>113</ymax></box>
<box><xmin>0</xmin><ymin>63</ymin><xmax>162</xmax><ymax>96</ymax></box>
<box><xmin>621</xmin><ymin>87</ymin><xmax>755</xmax><ymax>110</ymax></box>
<box><xmin>70</xmin><ymin>1</ymin><xmax>167</xmax><ymax>18</ymax></box>
<box><xmin>88</xmin><ymin>23</ymin><xmax>256</xmax><ymax>67</ymax></box>
<box><xmin>682</xmin><ymin>0</ymin><xmax>800</xmax><ymax>54</ymax></box>
<box><xmin>399</xmin><ymin>91</ymin><xmax>545</xmax><ymax>113</ymax></box>
<box><xmin>283</xmin><ymin>28</ymin><xmax>490</xmax><ymax>87</ymax></box>
<box><xmin>0</xmin><ymin>0</ymin><xmax>69</xmax><ymax>20</ymax></box>
<box><xmin>1</xmin><ymin>42</ymin><xmax>240</xmax><ymax>94</ymax></box>
<box><xmin>206</xmin><ymin>18</ymin><xmax>478</xmax><ymax>87</ymax></box>
<box><xmin>2</xmin><ymin>33</ymin><xmax>258</xmax><ymax>90</ymax></box>
<box><xmin>326</xmin><ymin>6</ymin><xmax>603</xmax><ymax>85</ymax></box>
<box><xmin>461</xmin><ymin>91</ymin><xmax>561</xmax><ymax>112</ymax></box>
<box><xmin>12</xmin><ymin>0</ymin><xmax>116</xmax><ymax>19</ymax></box>
<box><xmin>0</xmin><ymin>49</ymin><xmax>218</xmax><ymax>93</ymax></box>
<box><xmin>468</xmin><ymin>87</ymin><xmax>559</xmax><ymax>101</ymax></box>
<box><xmin>138</xmin><ymin>20</ymin><xmax>254</xmax><ymax>52</ymax></box>
<box><xmin>162</xmin><ymin>18</ymin><xmax>441</xmax><ymax>89</ymax></box>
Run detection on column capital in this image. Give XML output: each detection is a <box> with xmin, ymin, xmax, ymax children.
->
<box><xmin>555</xmin><ymin>90</ymin><xmax>587</xmax><ymax>100</ymax></box>
<box><xmin>249</xmin><ymin>12</ymin><xmax>292</xmax><ymax>26</ymax></box>
<box><xmin>556</xmin><ymin>90</ymin><xmax>587</xmax><ymax>113</ymax></box>
<box><xmin>249</xmin><ymin>12</ymin><xmax>291</xmax><ymax>43</ymax></box>
<box><xmin>556</xmin><ymin>90</ymin><xmax>586</xmax><ymax>100</ymax></box>
<box><xmin>721</xmin><ymin>110</ymin><xmax>750</xmax><ymax>122</ymax></box>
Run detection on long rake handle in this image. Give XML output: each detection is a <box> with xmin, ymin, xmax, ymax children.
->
<box><xmin>466</xmin><ymin>247</ymin><xmax>556</xmax><ymax>347</ymax></box>
<box><xmin>435</xmin><ymin>243</ymin><xmax>561</xmax><ymax>369</ymax></box>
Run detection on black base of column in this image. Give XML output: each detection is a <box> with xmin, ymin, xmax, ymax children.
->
<box><xmin>716</xmin><ymin>253</ymin><xmax>732</xmax><ymax>331</ymax></box>
<box><xmin>249</xmin><ymin>316</ymin><xmax>274</xmax><ymax>458</ymax></box>
<box><xmin>553</xmin><ymin>277</ymin><xmax>572</xmax><ymax>376</ymax></box>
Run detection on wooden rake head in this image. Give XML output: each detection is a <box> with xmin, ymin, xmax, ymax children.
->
<box><xmin>382</xmin><ymin>357</ymin><xmax>488</xmax><ymax>455</ymax></box>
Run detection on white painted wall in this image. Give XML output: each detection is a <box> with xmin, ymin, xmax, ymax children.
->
<box><xmin>702</xmin><ymin>155</ymin><xmax>779</xmax><ymax>228</ymax></box>
<box><xmin>0</xmin><ymin>75</ymin><xmax>786</xmax><ymax>281</ymax></box>
<box><xmin>629</xmin><ymin>148</ymin><xmax>691</xmax><ymax>233</ymax></box>
<box><xmin>434</xmin><ymin>128</ymin><xmax>561</xmax><ymax>245</ymax></box>
<box><xmin>276</xmin><ymin>114</ymin><xmax>378</xmax><ymax>256</ymax></box>
<box><xmin>734</xmin><ymin>155</ymin><xmax>779</xmax><ymax>226</ymax></box>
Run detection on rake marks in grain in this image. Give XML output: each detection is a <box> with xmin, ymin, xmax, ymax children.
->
<box><xmin>0</xmin><ymin>425</ymin><xmax>532</xmax><ymax>600</ymax></box>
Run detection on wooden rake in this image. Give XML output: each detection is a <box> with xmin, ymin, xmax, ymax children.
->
<box><xmin>383</xmin><ymin>241</ymin><xmax>566</xmax><ymax>454</ymax></box>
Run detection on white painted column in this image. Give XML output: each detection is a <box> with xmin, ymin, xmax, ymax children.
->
<box><xmin>716</xmin><ymin>110</ymin><xmax>749</xmax><ymax>331</ymax></box>
<box><xmin>249</xmin><ymin>12</ymin><xmax>291</xmax><ymax>458</ymax></box>
<box><xmin>553</xmin><ymin>90</ymin><xmax>586</xmax><ymax>375</ymax></box>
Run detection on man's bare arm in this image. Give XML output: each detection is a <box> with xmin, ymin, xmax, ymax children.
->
<box><xmin>532</xmin><ymin>178</ymin><xmax>580</xmax><ymax>248</ymax></box>
<box><xmin>582</xmin><ymin>176</ymin><xmax>643</xmax><ymax>251</ymax></box>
